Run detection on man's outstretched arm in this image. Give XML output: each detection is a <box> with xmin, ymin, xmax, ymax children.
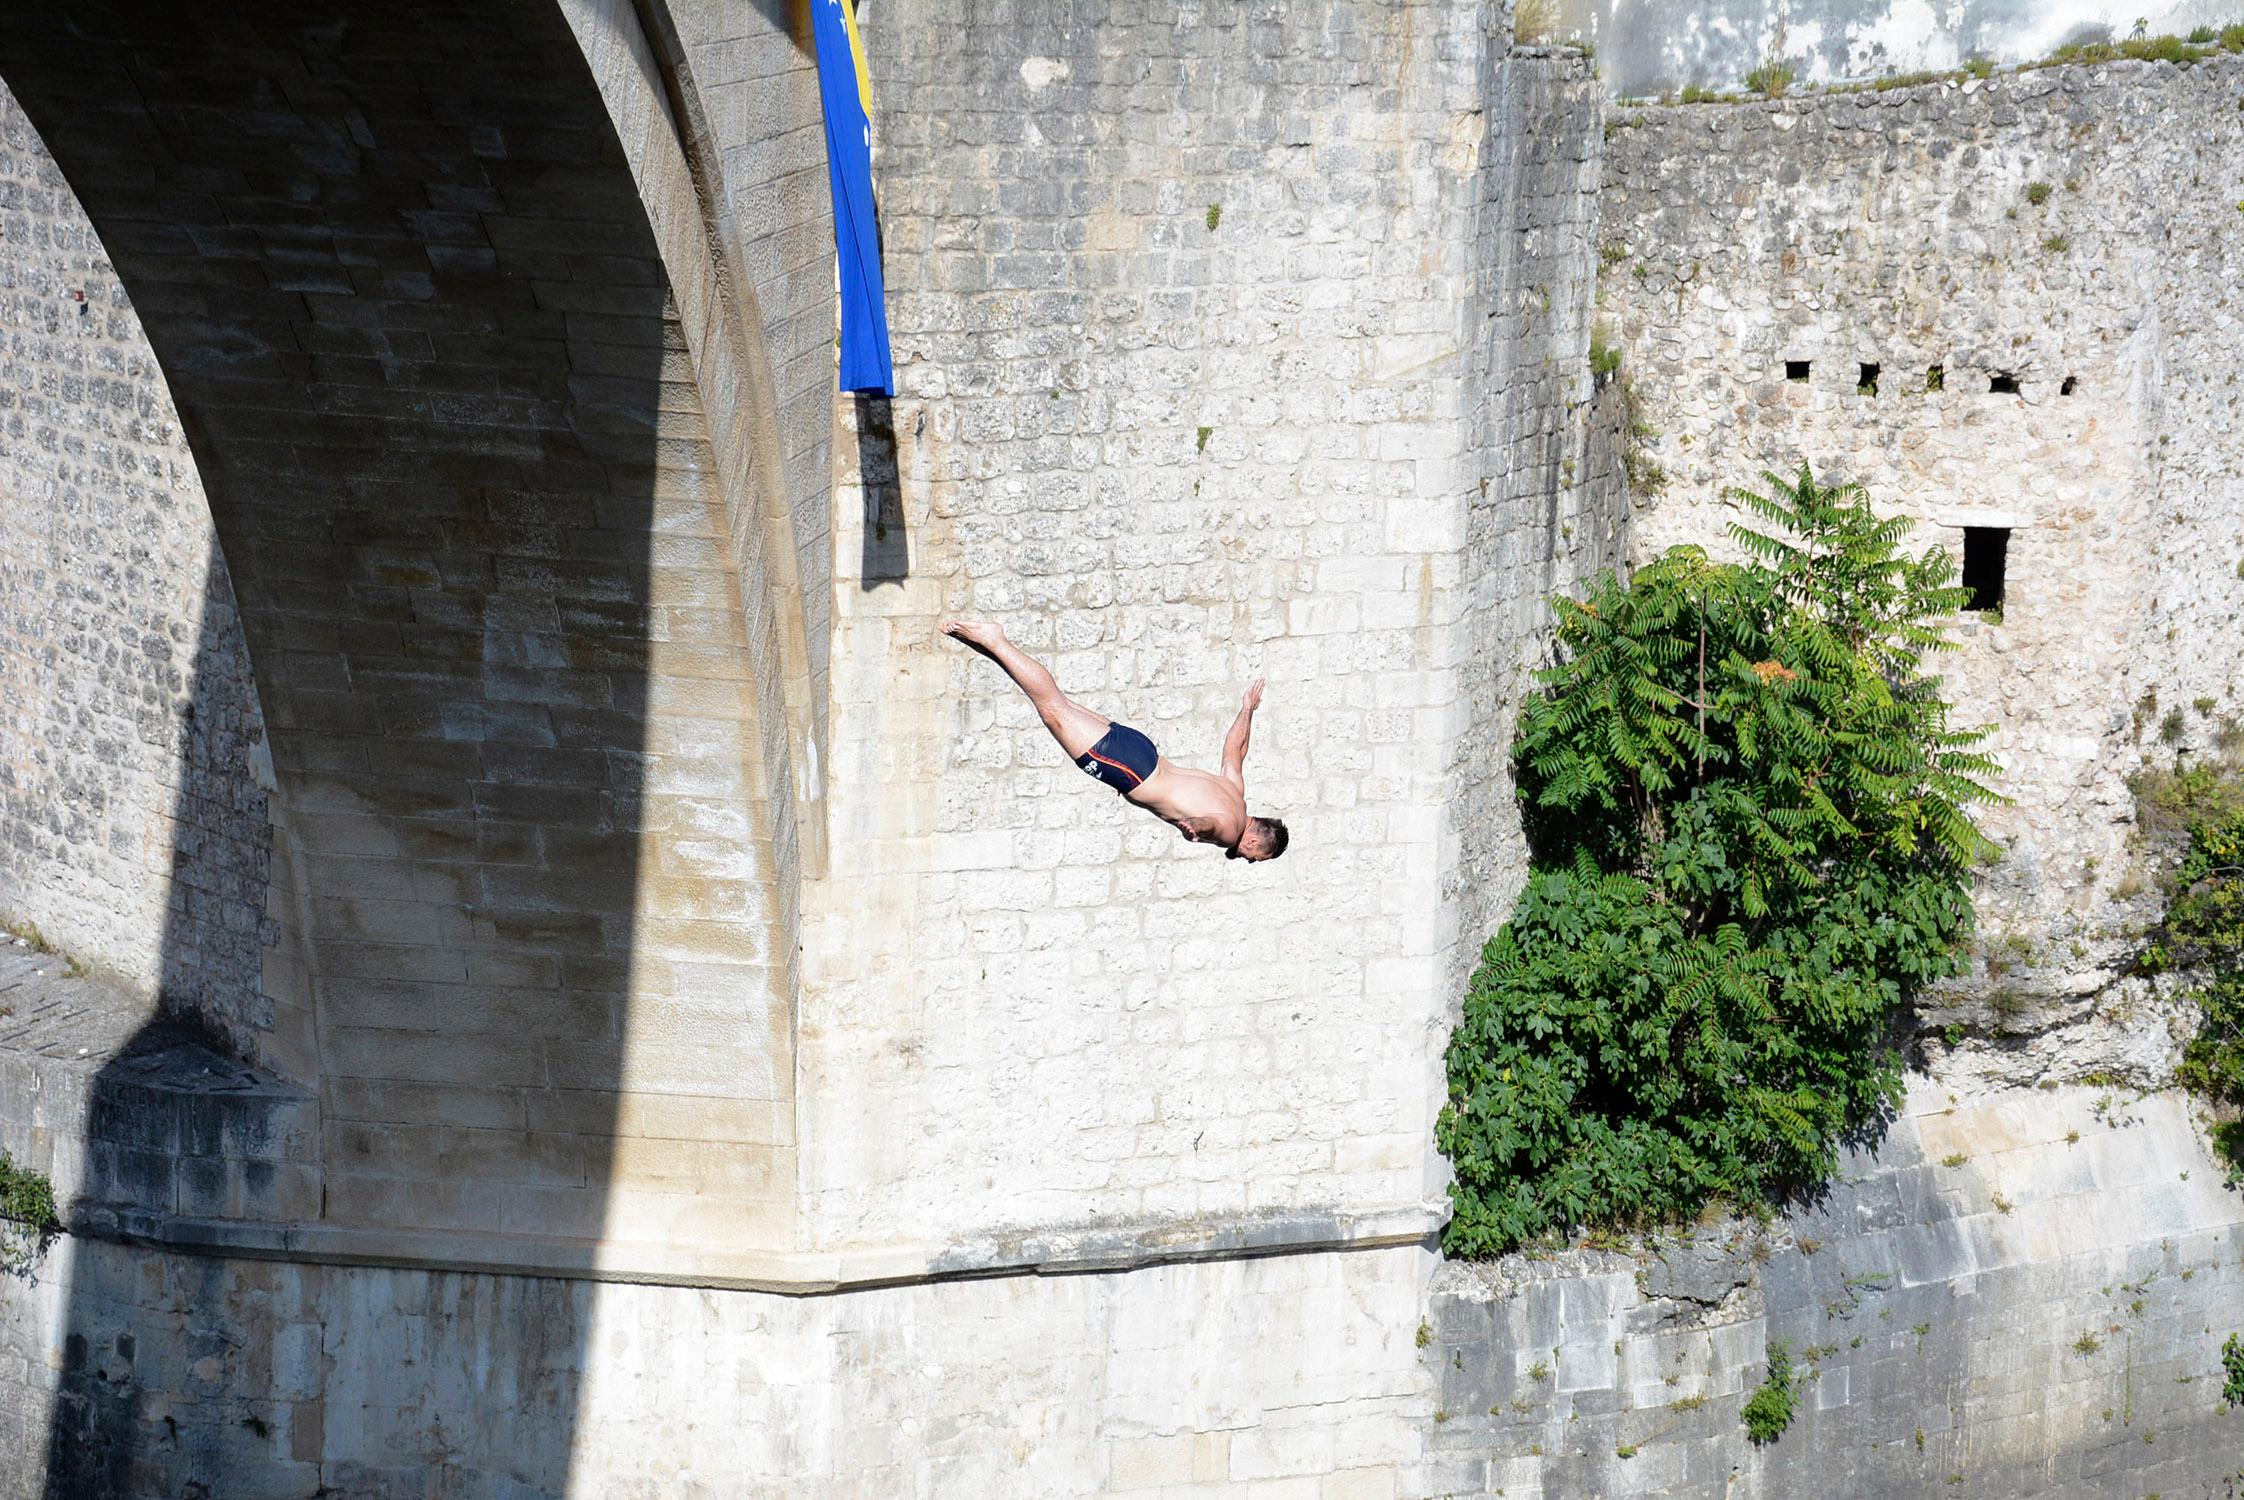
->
<box><xmin>1220</xmin><ymin>677</ymin><xmax>1264</xmax><ymax>784</ymax></box>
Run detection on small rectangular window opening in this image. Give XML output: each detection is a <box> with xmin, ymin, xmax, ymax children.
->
<box><xmin>1990</xmin><ymin>372</ymin><xmax>2020</xmax><ymax>395</ymax></box>
<box><xmin>1961</xmin><ymin>527</ymin><xmax>2009</xmax><ymax>613</ymax></box>
<box><xmin>1785</xmin><ymin>359</ymin><xmax>1811</xmax><ymax>382</ymax></box>
<box><xmin>2060</xmin><ymin>375</ymin><xmax>2079</xmax><ymax>396</ymax></box>
<box><xmin>1858</xmin><ymin>362</ymin><xmax>1880</xmax><ymax>395</ymax></box>
<box><xmin>1926</xmin><ymin>363</ymin><xmax>1945</xmax><ymax>392</ymax></box>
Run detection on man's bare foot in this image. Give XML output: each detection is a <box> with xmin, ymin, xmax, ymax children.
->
<box><xmin>941</xmin><ymin>619</ymin><xmax>1006</xmax><ymax>650</ymax></box>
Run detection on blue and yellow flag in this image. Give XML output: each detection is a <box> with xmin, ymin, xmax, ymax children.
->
<box><xmin>811</xmin><ymin>0</ymin><xmax>895</xmax><ymax>395</ymax></box>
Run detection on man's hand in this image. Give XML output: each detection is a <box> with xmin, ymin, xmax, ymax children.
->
<box><xmin>1222</xmin><ymin>678</ymin><xmax>1263</xmax><ymax>785</ymax></box>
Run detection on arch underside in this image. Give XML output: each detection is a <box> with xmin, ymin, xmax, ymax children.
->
<box><xmin>0</xmin><ymin>0</ymin><xmax>803</xmax><ymax>1261</ymax></box>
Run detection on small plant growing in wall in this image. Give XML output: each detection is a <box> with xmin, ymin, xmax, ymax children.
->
<box><xmin>2136</xmin><ymin>797</ymin><xmax>2244</xmax><ymax>1178</ymax></box>
<box><xmin>1513</xmin><ymin>0</ymin><xmax>1558</xmax><ymax>45</ymax></box>
<box><xmin>1745</xmin><ymin>57</ymin><xmax>1796</xmax><ymax>97</ymax></box>
<box><xmin>0</xmin><ymin>1148</ymin><xmax>59</xmax><ymax>1273</ymax></box>
<box><xmin>2025</xmin><ymin>181</ymin><xmax>2053</xmax><ymax>205</ymax></box>
<box><xmin>2221</xmin><ymin>1332</ymin><xmax>2244</xmax><ymax>1407</ymax></box>
<box><xmin>1740</xmin><ymin>1341</ymin><xmax>1798</xmax><ymax>1443</ymax></box>
<box><xmin>1436</xmin><ymin>464</ymin><xmax>2001</xmax><ymax>1255</ymax></box>
<box><xmin>1620</xmin><ymin>377</ymin><xmax>1667</xmax><ymax>497</ymax></box>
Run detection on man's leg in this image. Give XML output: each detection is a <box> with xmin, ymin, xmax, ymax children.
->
<box><xmin>942</xmin><ymin>620</ymin><xmax>1110</xmax><ymax>759</ymax></box>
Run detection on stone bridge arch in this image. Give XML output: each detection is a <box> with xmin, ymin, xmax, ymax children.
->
<box><xmin>0</xmin><ymin>0</ymin><xmax>821</xmax><ymax>1296</ymax></box>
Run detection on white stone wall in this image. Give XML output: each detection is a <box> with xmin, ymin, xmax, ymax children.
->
<box><xmin>1599</xmin><ymin>55</ymin><xmax>2244</xmax><ymax>1080</ymax></box>
<box><xmin>1554</xmin><ymin>0</ymin><xmax>2217</xmax><ymax>98</ymax></box>
<box><xmin>8</xmin><ymin>1083</ymin><xmax>2240</xmax><ymax>1497</ymax></box>
<box><xmin>4</xmin><ymin>1233</ymin><xmax>1436</xmax><ymax>1499</ymax></box>
<box><xmin>1424</xmin><ymin>1082</ymin><xmax>2244</xmax><ymax>1498</ymax></box>
<box><xmin>797</xmin><ymin>1</ymin><xmax>1617</xmax><ymax>1256</ymax></box>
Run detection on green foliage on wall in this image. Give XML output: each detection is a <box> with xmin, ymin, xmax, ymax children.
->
<box><xmin>0</xmin><ymin>1148</ymin><xmax>59</xmax><ymax>1272</ymax></box>
<box><xmin>1743</xmin><ymin>58</ymin><xmax>1796</xmax><ymax>98</ymax></box>
<box><xmin>2138</xmin><ymin>810</ymin><xmax>2244</xmax><ymax>1179</ymax></box>
<box><xmin>2222</xmin><ymin>1332</ymin><xmax>2244</xmax><ymax>1408</ymax></box>
<box><xmin>1740</xmin><ymin>1341</ymin><xmax>1799</xmax><ymax>1443</ymax></box>
<box><xmin>1437</xmin><ymin>464</ymin><xmax>2000</xmax><ymax>1255</ymax></box>
<box><xmin>0</xmin><ymin>1150</ymin><xmax>55</xmax><ymax>1231</ymax></box>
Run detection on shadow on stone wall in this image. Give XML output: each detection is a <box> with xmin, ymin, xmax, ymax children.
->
<box><xmin>854</xmin><ymin>393</ymin><xmax>909</xmax><ymax>585</ymax></box>
<box><xmin>0</xmin><ymin>0</ymin><xmax>680</xmax><ymax>1489</ymax></box>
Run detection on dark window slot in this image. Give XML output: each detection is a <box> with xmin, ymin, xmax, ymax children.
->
<box><xmin>1785</xmin><ymin>359</ymin><xmax>1811</xmax><ymax>382</ymax></box>
<box><xmin>1990</xmin><ymin>373</ymin><xmax>2019</xmax><ymax>394</ymax></box>
<box><xmin>2060</xmin><ymin>375</ymin><xmax>2078</xmax><ymax>395</ymax></box>
<box><xmin>1961</xmin><ymin>527</ymin><xmax>2009</xmax><ymax>613</ymax></box>
<box><xmin>1926</xmin><ymin>364</ymin><xmax>1945</xmax><ymax>392</ymax></box>
<box><xmin>1858</xmin><ymin>362</ymin><xmax>1880</xmax><ymax>395</ymax></box>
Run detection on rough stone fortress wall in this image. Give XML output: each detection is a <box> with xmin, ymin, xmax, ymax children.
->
<box><xmin>1600</xmin><ymin>56</ymin><xmax>2244</xmax><ymax>1089</ymax></box>
<box><xmin>0</xmin><ymin>5</ymin><xmax>2239</xmax><ymax>1498</ymax></box>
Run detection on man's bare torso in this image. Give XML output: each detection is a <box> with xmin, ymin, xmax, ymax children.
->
<box><xmin>1129</xmin><ymin>759</ymin><xmax>1247</xmax><ymax>847</ymax></box>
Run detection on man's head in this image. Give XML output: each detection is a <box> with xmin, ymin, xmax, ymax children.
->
<box><xmin>1229</xmin><ymin>816</ymin><xmax>1290</xmax><ymax>863</ymax></box>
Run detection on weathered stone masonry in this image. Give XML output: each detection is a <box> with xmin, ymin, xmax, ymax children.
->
<box><xmin>2</xmin><ymin>9</ymin><xmax>2243</xmax><ymax>1500</ymax></box>
<box><xmin>1600</xmin><ymin>57</ymin><xmax>2244</xmax><ymax>1091</ymax></box>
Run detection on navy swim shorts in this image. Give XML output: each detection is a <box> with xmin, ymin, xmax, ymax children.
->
<box><xmin>1078</xmin><ymin>723</ymin><xmax>1158</xmax><ymax>793</ymax></box>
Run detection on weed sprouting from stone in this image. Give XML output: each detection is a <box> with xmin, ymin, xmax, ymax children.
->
<box><xmin>1740</xmin><ymin>1341</ymin><xmax>1798</xmax><ymax>1443</ymax></box>
<box><xmin>1513</xmin><ymin>0</ymin><xmax>1558</xmax><ymax>45</ymax></box>
<box><xmin>1620</xmin><ymin>375</ymin><xmax>1666</xmax><ymax>494</ymax></box>
<box><xmin>2221</xmin><ymin>1332</ymin><xmax>2244</xmax><ymax>1407</ymax></box>
<box><xmin>1745</xmin><ymin>58</ymin><xmax>1796</xmax><ymax>98</ymax></box>
<box><xmin>1205</xmin><ymin>203</ymin><xmax>1222</xmax><ymax>232</ymax></box>
<box><xmin>0</xmin><ymin>1149</ymin><xmax>58</xmax><ymax>1273</ymax></box>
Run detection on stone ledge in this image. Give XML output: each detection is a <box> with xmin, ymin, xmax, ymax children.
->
<box><xmin>80</xmin><ymin>1199</ymin><xmax>1451</xmax><ymax>1295</ymax></box>
<box><xmin>0</xmin><ymin>953</ymin><xmax>319</xmax><ymax>1225</ymax></box>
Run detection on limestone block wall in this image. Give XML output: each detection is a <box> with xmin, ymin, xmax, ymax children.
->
<box><xmin>1423</xmin><ymin>1084</ymin><xmax>2244</xmax><ymax>1498</ymax></box>
<box><xmin>1598</xmin><ymin>56</ymin><xmax>2244</xmax><ymax>1078</ymax></box>
<box><xmin>663</xmin><ymin>0</ymin><xmax>841</xmax><ymax>754</ymax></box>
<box><xmin>6</xmin><ymin>1079</ymin><xmax>2239</xmax><ymax>1497</ymax></box>
<box><xmin>1450</xmin><ymin>46</ymin><xmax>1623</xmax><ymax>1041</ymax></box>
<box><xmin>0</xmin><ymin>79</ymin><xmax>303</xmax><ymax>1073</ymax></box>
<box><xmin>802</xmin><ymin>0</ymin><xmax>1627</xmax><ymax>1259</ymax></box>
<box><xmin>1</xmin><ymin>1230</ymin><xmax>1434</xmax><ymax>1499</ymax></box>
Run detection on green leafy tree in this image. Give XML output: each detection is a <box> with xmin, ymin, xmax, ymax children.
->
<box><xmin>1438</xmin><ymin>464</ymin><xmax>2001</xmax><ymax>1255</ymax></box>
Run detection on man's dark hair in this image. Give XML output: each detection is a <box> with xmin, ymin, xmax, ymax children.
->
<box><xmin>1249</xmin><ymin>816</ymin><xmax>1289</xmax><ymax>860</ymax></box>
